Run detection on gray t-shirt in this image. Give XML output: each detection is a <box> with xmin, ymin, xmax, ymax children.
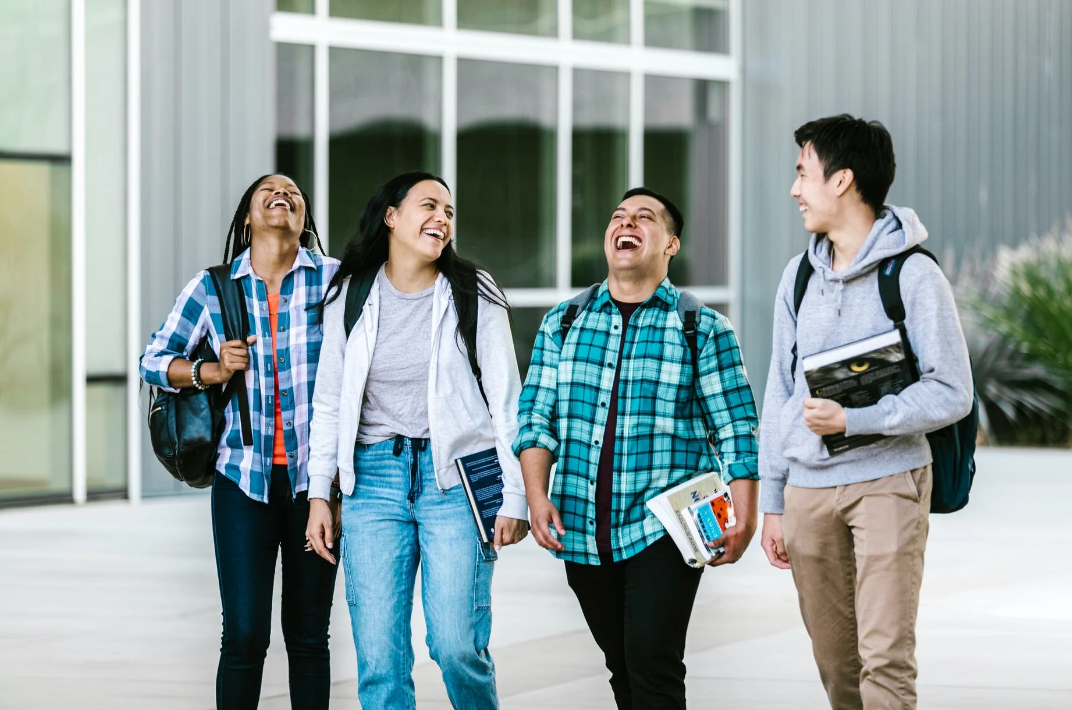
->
<box><xmin>357</xmin><ymin>267</ymin><xmax>433</xmax><ymax>443</ymax></box>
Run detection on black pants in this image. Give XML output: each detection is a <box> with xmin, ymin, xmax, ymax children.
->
<box><xmin>564</xmin><ymin>535</ymin><xmax>704</xmax><ymax>710</ymax></box>
<box><xmin>211</xmin><ymin>466</ymin><xmax>339</xmax><ymax>710</ymax></box>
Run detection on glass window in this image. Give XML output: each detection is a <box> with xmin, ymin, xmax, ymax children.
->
<box><xmin>85</xmin><ymin>0</ymin><xmax>128</xmax><ymax>494</ymax></box>
<box><xmin>0</xmin><ymin>158</ymin><xmax>72</xmax><ymax>500</ymax></box>
<box><xmin>0</xmin><ymin>0</ymin><xmax>71</xmax><ymax>154</ymax></box>
<box><xmin>276</xmin><ymin>43</ymin><xmax>315</xmax><ymax>199</ymax></box>
<box><xmin>330</xmin><ymin>0</ymin><xmax>440</xmax><ymax>25</ymax></box>
<box><xmin>458</xmin><ymin>0</ymin><xmax>556</xmax><ymax>37</ymax></box>
<box><xmin>572</xmin><ymin>69</ymin><xmax>629</xmax><ymax>287</ymax></box>
<box><xmin>86</xmin><ymin>382</ymin><xmax>126</xmax><ymax>492</ymax></box>
<box><xmin>644</xmin><ymin>76</ymin><xmax>729</xmax><ymax>286</ymax></box>
<box><xmin>86</xmin><ymin>0</ymin><xmax>127</xmax><ymax>376</ymax></box>
<box><xmin>645</xmin><ymin>0</ymin><xmax>729</xmax><ymax>54</ymax></box>
<box><xmin>457</xmin><ymin>60</ymin><xmax>557</xmax><ymax>288</ymax></box>
<box><xmin>277</xmin><ymin>0</ymin><xmax>314</xmax><ymax>13</ymax></box>
<box><xmin>574</xmin><ymin>0</ymin><xmax>630</xmax><ymax>44</ymax></box>
<box><xmin>329</xmin><ymin>49</ymin><xmax>441</xmax><ymax>257</ymax></box>
<box><xmin>511</xmin><ymin>307</ymin><xmax>552</xmax><ymax>379</ymax></box>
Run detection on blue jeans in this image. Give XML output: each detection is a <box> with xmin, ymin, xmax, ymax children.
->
<box><xmin>211</xmin><ymin>465</ymin><xmax>338</xmax><ymax>710</ymax></box>
<box><xmin>340</xmin><ymin>436</ymin><xmax>499</xmax><ymax>709</ymax></box>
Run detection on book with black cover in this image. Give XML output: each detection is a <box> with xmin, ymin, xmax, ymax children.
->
<box><xmin>455</xmin><ymin>448</ymin><xmax>504</xmax><ymax>544</ymax></box>
<box><xmin>802</xmin><ymin>329</ymin><xmax>917</xmax><ymax>455</ymax></box>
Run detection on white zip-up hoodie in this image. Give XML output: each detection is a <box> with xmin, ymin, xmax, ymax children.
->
<box><xmin>307</xmin><ymin>271</ymin><xmax>528</xmax><ymax>520</ymax></box>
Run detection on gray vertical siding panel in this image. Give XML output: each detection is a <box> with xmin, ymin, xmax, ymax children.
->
<box><xmin>742</xmin><ymin>0</ymin><xmax>1072</xmax><ymax>407</ymax></box>
<box><xmin>139</xmin><ymin>0</ymin><xmax>274</xmax><ymax>496</ymax></box>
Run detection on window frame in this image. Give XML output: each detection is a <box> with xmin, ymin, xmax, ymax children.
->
<box><xmin>271</xmin><ymin>0</ymin><xmax>741</xmax><ymax>313</ymax></box>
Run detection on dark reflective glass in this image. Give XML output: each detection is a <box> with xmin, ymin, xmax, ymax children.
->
<box><xmin>329</xmin><ymin>49</ymin><xmax>441</xmax><ymax>256</ymax></box>
<box><xmin>277</xmin><ymin>0</ymin><xmax>314</xmax><ymax>13</ymax></box>
<box><xmin>572</xmin><ymin>69</ymin><xmax>629</xmax><ymax>287</ymax></box>
<box><xmin>574</xmin><ymin>0</ymin><xmax>630</xmax><ymax>43</ymax></box>
<box><xmin>644</xmin><ymin>76</ymin><xmax>729</xmax><ymax>286</ymax></box>
<box><xmin>276</xmin><ymin>43</ymin><xmax>315</xmax><ymax>201</ymax></box>
<box><xmin>458</xmin><ymin>0</ymin><xmax>556</xmax><ymax>36</ymax></box>
<box><xmin>645</xmin><ymin>0</ymin><xmax>729</xmax><ymax>53</ymax></box>
<box><xmin>330</xmin><ymin>0</ymin><xmax>440</xmax><ymax>25</ymax></box>
<box><xmin>457</xmin><ymin>60</ymin><xmax>557</xmax><ymax>288</ymax></box>
<box><xmin>511</xmin><ymin>307</ymin><xmax>552</xmax><ymax>379</ymax></box>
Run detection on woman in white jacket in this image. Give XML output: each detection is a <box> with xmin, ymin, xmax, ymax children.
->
<box><xmin>305</xmin><ymin>172</ymin><xmax>528</xmax><ymax>709</ymax></box>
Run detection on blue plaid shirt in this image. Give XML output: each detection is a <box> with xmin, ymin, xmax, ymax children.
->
<box><xmin>140</xmin><ymin>248</ymin><xmax>339</xmax><ymax>502</ymax></box>
<box><xmin>513</xmin><ymin>279</ymin><xmax>759</xmax><ymax>564</ymax></box>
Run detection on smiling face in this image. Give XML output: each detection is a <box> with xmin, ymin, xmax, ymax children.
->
<box><xmin>603</xmin><ymin>195</ymin><xmax>680</xmax><ymax>278</ymax></box>
<box><xmin>384</xmin><ymin>179</ymin><xmax>454</xmax><ymax>264</ymax></box>
<box><xmin>244</xmin><ymin>174</ymin><xmax>306</xmax><ymax>238</ymax></box>
<box><xmin>790</xmin><ymin>142</ymin><xmax>850</xmax><ymax>234</ymax></box>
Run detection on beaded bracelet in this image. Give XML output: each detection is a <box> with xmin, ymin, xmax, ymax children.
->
<box><xmin>191</xmin><ymin>358</ymin><xmax>209</xmax><ymax>391</ymax></box>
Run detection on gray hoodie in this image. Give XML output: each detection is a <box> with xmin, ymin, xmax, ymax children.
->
<box><xmin>758</xmin><ymin>206</ymin><xmax>974</xmax><ymax>514</ymax></box>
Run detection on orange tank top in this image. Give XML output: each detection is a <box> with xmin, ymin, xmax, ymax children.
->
<box><xmin>267</xmin><ymin>293</ymin><xmax>288</xmax><ymax>465</ymax></box>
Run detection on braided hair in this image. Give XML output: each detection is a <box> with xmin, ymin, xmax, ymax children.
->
<box><xmin>222</xmin><ymin>174</ymin><xmax>325</xmax><ymax>264</ymax></box>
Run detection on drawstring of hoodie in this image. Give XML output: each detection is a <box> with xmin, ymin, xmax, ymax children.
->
<box><xmin>818</xmin><ymin>263</ymin><xmax>845</xmax><ymax>317</ymax></box>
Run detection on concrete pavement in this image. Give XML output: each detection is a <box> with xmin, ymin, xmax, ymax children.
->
<box><xmin>1</xmin><ymin>448</ymin><xmax>1070</xmax><ymax>709</ymax></box>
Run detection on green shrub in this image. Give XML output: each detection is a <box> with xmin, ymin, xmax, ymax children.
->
<box><xmin>954</xmin><ymin>219</ymin><xmax>1072</xmax><ymax>446</ymax></box>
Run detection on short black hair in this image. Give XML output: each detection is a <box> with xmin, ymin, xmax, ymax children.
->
<box><xmin>621</xmin><ymin>187</ymin><xmax>684</xmax><ymax>239</ymax></box>
<box><xmin>794</xmin><ymin>114</ymin><xmax>896</xmax><ymax>215</ymax></box>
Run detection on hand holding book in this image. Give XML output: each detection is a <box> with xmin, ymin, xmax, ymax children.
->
<box><xmin>802</xmin><ymin>397</ymin><xmax>847</xmax><ymax>436</ymax></box>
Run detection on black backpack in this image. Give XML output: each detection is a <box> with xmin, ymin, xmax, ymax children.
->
<box><xmin>148</xmin><ymin>265</ymin><xmax>253</xmax><ymax>488</ymax></box>
<box><xmin>344</xmin><ymin>269</ymin><xmax>487</xmax><ymax>405</ymax></box>
<box><xmin>791</xmin><ymin>246</ymin><xmax>979</xmax><ymax>513</ymax></box>
<box><xmin>561</xmin><ymin>284</ymin><xmax>716</xmax><ymax>446</ymax></box>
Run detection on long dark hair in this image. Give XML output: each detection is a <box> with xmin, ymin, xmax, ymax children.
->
<box><xmin>323</xmin><ymin>171</ymin><xmax>509</xmax><ymax>307</ymax></box>
<box><xmin>321</xmin><ymin>171</ymin><xmax>510</xmax><ymax>354</ymax></box>
<box><xmin>223</xmin><ymin>174</ymin><xmax>325</xmax><ymax>264</ymax></box>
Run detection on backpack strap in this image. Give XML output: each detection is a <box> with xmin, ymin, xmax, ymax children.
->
<box><xmin>344</xmin><ymin>270</ymin><xmax>377</xmax><ymax>339</ymax></box>
<box><xmin>455</xmin><ymin>272</ymin><xmax>486</xmax><ymax>409</ymax></box>
<box><xmin>677</xmin><ymin>290</ymin><xmax>704</xmax><ymax>372</ymax></box>
<box><xmin>877</xmin><ymin>245</ymin><xmax>937</xmax><ymax>382</ymax></box>
<box><xmin>207</xmin><ymin>265</ymin><xmax>253</xmax><ymax>447</ymax></box>
<box><xmin>789</xmin><ymin>253</ymin><xmax>814</xmax><ymax>376</ymax></box>
<box><xmin>560</xmin><ymin>284</ymin><xmax>601</xmax><ymax>342</ymax></box>
<box><xmin>677</xmin><ymin>290</ymin><xmax>718</xmax><ymax>448</ymax></box>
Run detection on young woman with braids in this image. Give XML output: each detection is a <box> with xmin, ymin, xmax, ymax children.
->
<box><xmin>305</xmin><ymin>172</ymin><xmax>528</xmax><ymax>709</ymax></box>
<box><xmin>140</xmin><ymin>174</ymin><xmax>340</xmax><ymax>710</ymax></box>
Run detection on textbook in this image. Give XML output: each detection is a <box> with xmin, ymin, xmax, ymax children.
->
<box><xmin>645</xmin><ymin>471</ymin><xmax>735</xmax><ymax>568</ymax></box>
<box><xmin>802</xmin><ymin>329</ymin><xmax>916</xmax><ymax>455</ymax></box>
<box><xmin>455</xmin><ymin>448</ymin><xmax>504</xmax><ymax>544</ymax></box>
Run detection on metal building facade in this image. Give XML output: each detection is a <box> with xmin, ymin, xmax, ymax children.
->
<box><xmin>739</xmin><ymin>0</ymin><xmax>1072</xmax><ymax>401</ymax></box>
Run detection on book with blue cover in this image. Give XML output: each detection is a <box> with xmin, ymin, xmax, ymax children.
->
<box><xmin>455</xmin><ymin>448</ymin><xmax>505</xmax><ymax>544</ymax></box>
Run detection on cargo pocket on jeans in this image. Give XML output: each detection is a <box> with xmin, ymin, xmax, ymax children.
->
<box><xmin>474</xmin><ymin>540</ymin><xmax>497</xmax><ymax>611</ymax></box>
<box><xmin>341</xmin><ymin>535</ymin><xmax>356</xmax><ymax>606</ymax></box>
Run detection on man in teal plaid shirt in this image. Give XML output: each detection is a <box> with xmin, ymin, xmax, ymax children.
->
<box><xmin>514</xmin><ymin>187</ymin><xmax>760</xmax><ymax>709</ymax></box>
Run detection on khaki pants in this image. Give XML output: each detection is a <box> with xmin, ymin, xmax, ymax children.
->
<box><xmin>783</xmin><ymin>466</ymin><xmax>931</xmax><ymax>710</ymax></box>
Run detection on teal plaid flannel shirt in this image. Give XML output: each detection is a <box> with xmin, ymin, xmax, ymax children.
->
<box><xmin>513</xmin><ymin>279</ymin><xmax>759</xmax><ymax>565</ymax></box>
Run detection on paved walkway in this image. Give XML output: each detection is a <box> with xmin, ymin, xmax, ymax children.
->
<box><xmin>1</xmin><ymin>448</ymin><xmax>1070</xmax><ymax>709</ymax></box>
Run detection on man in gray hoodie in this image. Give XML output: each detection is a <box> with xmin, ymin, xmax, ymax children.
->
<box><xmin>759</xmin><ymin>114</ymin><xmax>973</xmax><ymax>710</ymax></box>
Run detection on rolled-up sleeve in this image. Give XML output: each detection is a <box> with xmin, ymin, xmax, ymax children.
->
<box><xmin>696</xmin><ymin>312</ymin><xmax>760</xmax><ymax>483</ymax></box>
<box><xmin>140</xmin><ymin>272</ymin><xmax>211</xmax><ymax>393</ymax></box>
<box><xmin>512</xmin><ymin>313</ymin><xmax>562</xmax><ymax>458</ymax></box>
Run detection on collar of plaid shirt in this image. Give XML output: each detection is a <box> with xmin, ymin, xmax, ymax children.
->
<box><xmin>140</xmin><ymin>248</ymin><xmax>339</xmax><ymax>503</ymax></box>
<box><xmin>514</xmin><ymin>278</ymin><xmax>759</xmax><ymax>564</ymax></box>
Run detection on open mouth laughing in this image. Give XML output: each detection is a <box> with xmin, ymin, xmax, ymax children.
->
<box><xmin>267</xmin><ymin>197</ymin><xmax>293</xmax><ymax>212</ymax></box>
<box><xmin>422</xmin><ymin>227</ymin><xmax>446</xmax><ymax>241</ymax></box>
<box><xmin>615</xmin><ymin>234</ymin><xmax>641</xmax><ymax>251</ymax></box>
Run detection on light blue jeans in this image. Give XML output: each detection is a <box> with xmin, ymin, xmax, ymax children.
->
<box><xmin>340</xmin><ymin>436</ymin><xmax>499</xmax><ymax>710</ymax></box>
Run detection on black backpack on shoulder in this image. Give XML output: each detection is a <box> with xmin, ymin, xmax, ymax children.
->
<box><xmin>790</xmin><ymin>246</ymin><xmax>979</xmax><ymax>513</ymax></box>
<box><xmin>344</xmin><ymin>269</ymin><xmax>488</xmax><ymax>405</ymax></box>
<box><xmin>148</xmin><ymin>265</ymin><xmax>253</xmax><ymax>488</ymax></box>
